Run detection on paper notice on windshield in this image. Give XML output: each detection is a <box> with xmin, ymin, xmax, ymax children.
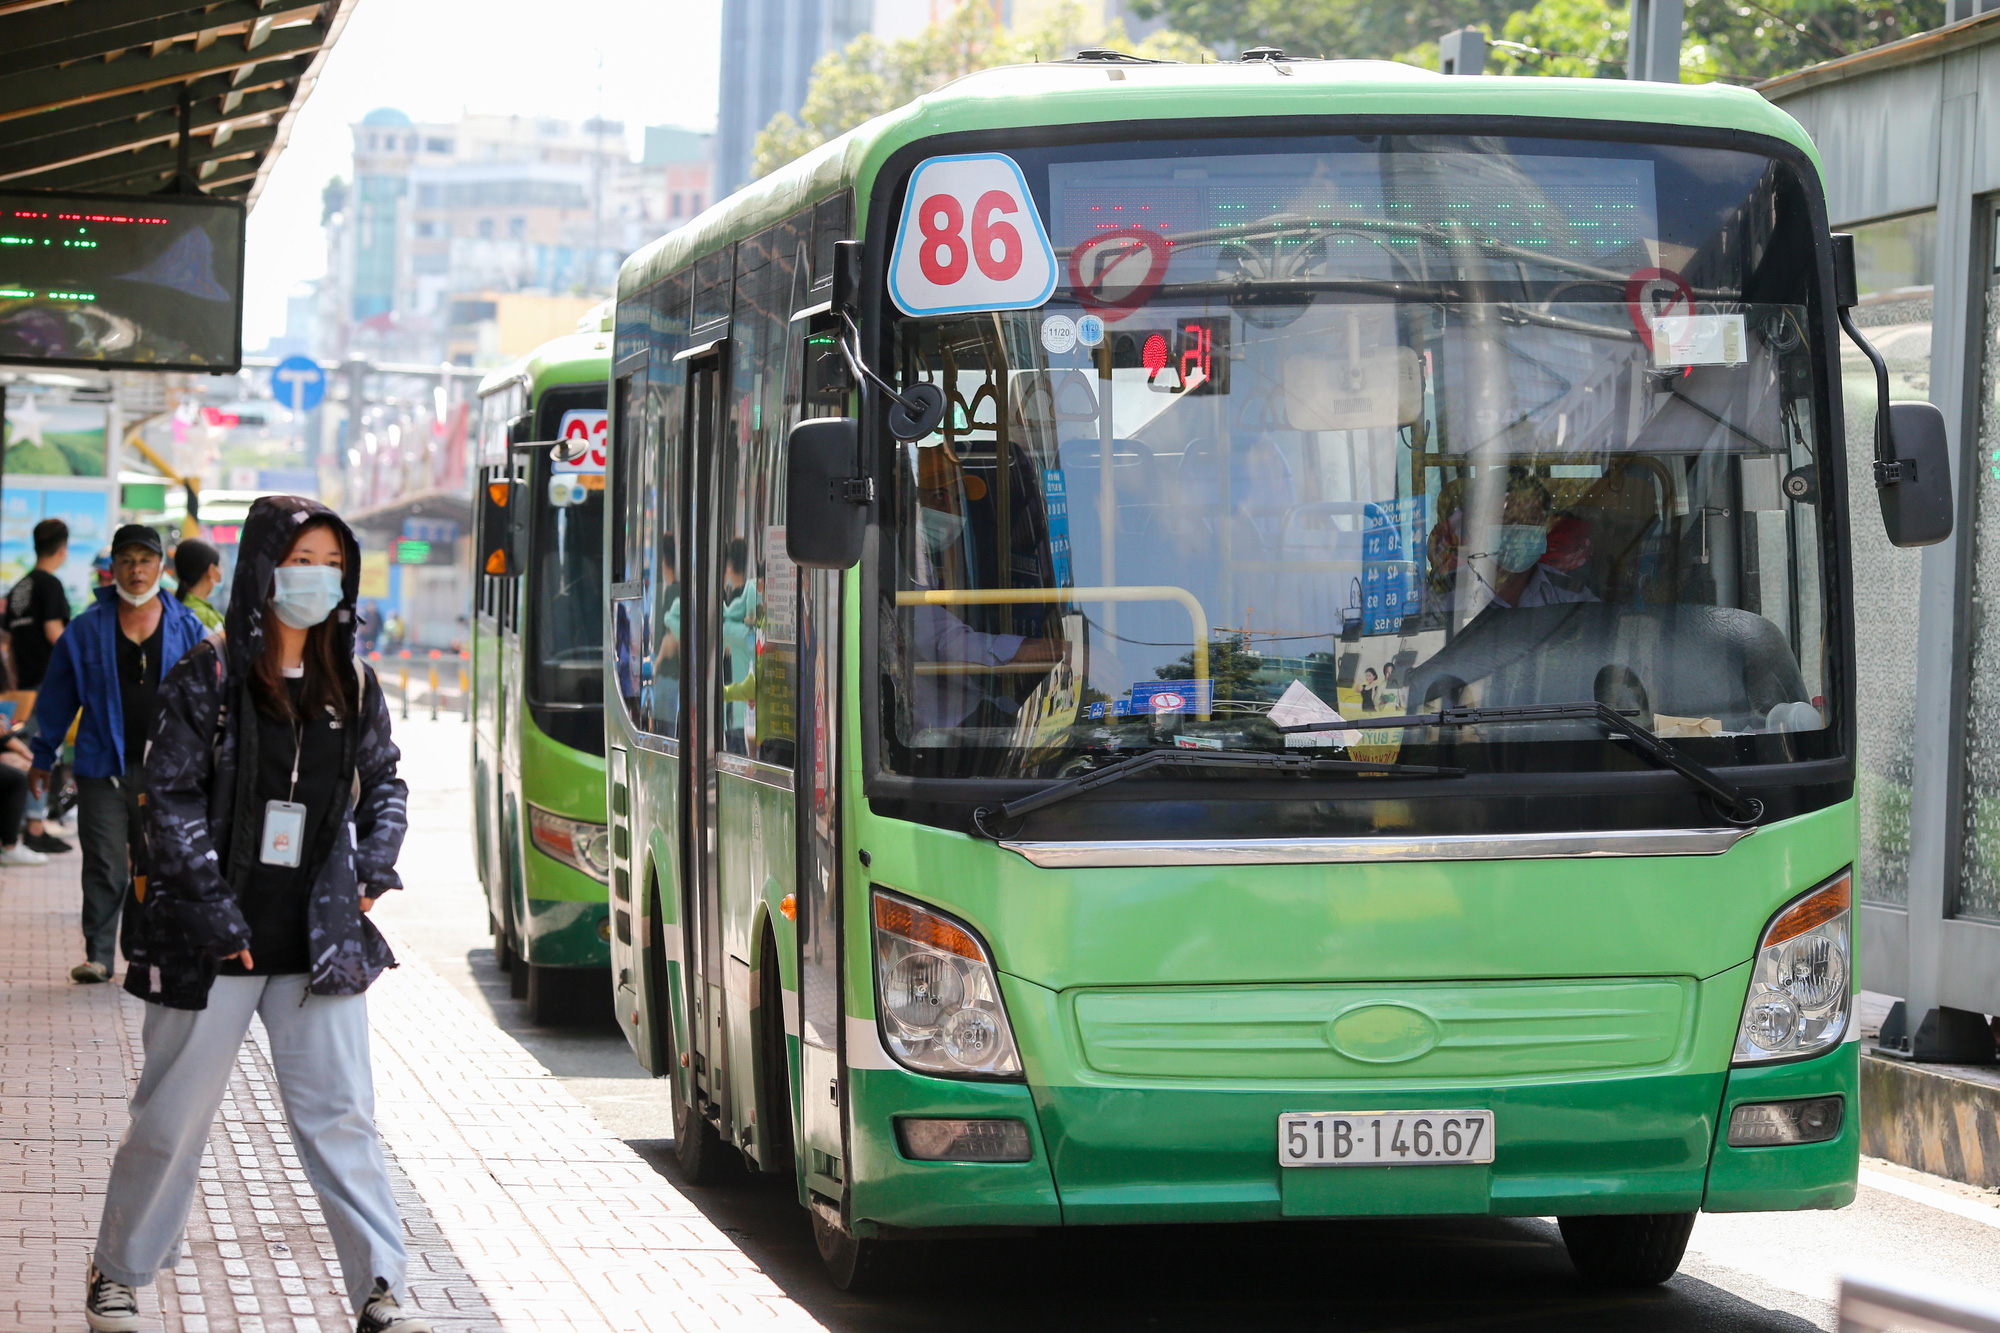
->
<box><xmin>1652</xmin><ymin>313</ymin><xmax>1746</xmax><ymax>368</ymax></box>
<box><xmin>1268</xmin><ymin>680</ymin><xmax>1347</xmax><ymax>749</ymax></box>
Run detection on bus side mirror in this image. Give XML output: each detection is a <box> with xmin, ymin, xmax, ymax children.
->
<box><xmin>1831</xmin><ymin>232</ymin><xmax>1954</xmax><ymax>548</ymax></box>
<box><xmin>830</xmin><ymin>239</ymin><xmax>862</xmax><ymax>319</ymax></box>
<box><xmin>478</xmin><ymin>476</ymin><xmax>518</xmax><ymax>577</ymax></box>
<box><xmin>786</xmin><ymin>417</ymin><xmax>867</xmax><ymax>570</ymax></box>
<box><xmin>1878</xmin><ymin>400</ymin><xmax>1953</xmax><ymax>548</ymax></box>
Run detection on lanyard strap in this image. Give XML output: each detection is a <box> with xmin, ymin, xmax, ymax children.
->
<box><xmin>288</xmin><ymin>718</ymin><xmax>301</xmax><ymax>805</ymax></box>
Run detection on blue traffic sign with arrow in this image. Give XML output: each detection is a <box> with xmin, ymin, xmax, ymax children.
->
<box><xmin>271</xmin><ymin>355</ymin><xmax>326</xmax><ymax>413</ymax></box>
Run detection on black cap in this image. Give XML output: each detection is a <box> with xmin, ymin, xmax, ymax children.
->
<box><xmin>111</xmin><ymin>523</ymin><xmax>164</xmax><ymax>557</ymax></box>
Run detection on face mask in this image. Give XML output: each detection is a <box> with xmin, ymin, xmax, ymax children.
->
<box><xmin>271</xmin><ymin>565</ymin><xmax>344</xmax><ymax>629</ymax></box>
<box><xmin>1493</xmin><ymin>524</ymin><xmax>1548</xmax><ymax>574</ymax></box>
<box><xmin>116</xmin><ymin>577</ymin><xmax>160</xmax><ymax>607</ymax></box>
<box><xmin>918</xmin><ymin>507</ymin><xmax>964</xmax><ymax>553</ymax></box>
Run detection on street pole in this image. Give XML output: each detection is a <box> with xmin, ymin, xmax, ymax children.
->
<box><xmin>1626</xmin><ymin>0</ymin><xmax>1685</xmax><ymax>81</ymax></box>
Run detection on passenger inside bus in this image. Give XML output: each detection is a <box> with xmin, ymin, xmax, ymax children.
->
<box><xmin>905</xmin><ymin>440</ymin><xmax>1060</xmax><ymax>732</ymax></box>
<box><xmin>1426</xmin><ymin>467</ymin><xmax>1600</xmax><ymax>615</ymax></box>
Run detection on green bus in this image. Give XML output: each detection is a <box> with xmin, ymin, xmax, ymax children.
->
<box><xmin>588</xmin><ymin>54</ymin><xmax>1949</xmax><ymax>1290</ymax></box>
<box><xmin>472</xmin><ymin>325</ymin><xmax>615</xmax><ymax>1023</ymax></box>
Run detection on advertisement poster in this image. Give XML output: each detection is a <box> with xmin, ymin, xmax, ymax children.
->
<box><xmin>0</xmin><ymin>483</ymin><xmax>112</xmax><ymax>614</ymax></box>
<box><xmin>1</xmin><ymin>390</ymin><xmax>109</xmax><ymax>478</ymax></box>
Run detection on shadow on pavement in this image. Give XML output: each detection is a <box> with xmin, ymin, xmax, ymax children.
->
<box><xmin>627</xmin><ymin>1140</ymin><xmax>1826</xmax><ymax>1333</ymax></box>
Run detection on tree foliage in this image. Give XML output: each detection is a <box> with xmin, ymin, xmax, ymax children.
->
<box><xmin>751</xmin><ymin>2</ymin><xmax>1209</xmax><ymax>180</ymax></box>
<box><xmin>1132</xmin><ymin>0</ymin><xmax>1942</xmax><ymax>82</ymax></box>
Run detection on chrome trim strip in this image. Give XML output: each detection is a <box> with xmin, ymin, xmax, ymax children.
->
<box><xmin>716</xmin><ymin>752</ymin><xmax>793</xmax><ymax>790</ymax></box>
<box><xmin>998</xmin><ymin>827</ymin><xmax>1755</xmax><ymax>868</ymax></box>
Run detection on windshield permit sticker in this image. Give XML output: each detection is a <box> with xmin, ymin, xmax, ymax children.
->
<box><xmin>889</xmin><ymin>153</ymin><xmax>1057</xmax><ymax>317</ymax></box>
<box><xmin>1652</xmin><ymin>313</ymin><xmax>1747</xmax><ymax>368</ymax></box>
<box><xmin>1086</xmin><ymin>679</ymin><xmax>1214</xmax><ymax>719</ymax></box>
<box><xmin>1040</xmin><ymin>314</ymin><xmax>1078</xmax><ymax>354</ymax></box>
<box><xmin>1268</xmin><ymin>680</ymin><xmax>1346</xmax><ymax>749</ymax></box>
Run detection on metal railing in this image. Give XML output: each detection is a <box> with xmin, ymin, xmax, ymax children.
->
<box><xmin>1839</xmin><ymin>1272</ymin><xmax>2000</xmax><ymax>1333</ymax></box>
<box><xmin>369</xmin><ymin>650</ymin><xmax>470</xmax><ymax>722</ymax></box>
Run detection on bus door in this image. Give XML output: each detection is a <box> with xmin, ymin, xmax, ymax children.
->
<box><xmin>501</xmin><ymin>438</ymin><xmax>541</xmax><ymax>926</ymax></box>
<box><xmin>679</xmin><ymin>343</ymin><xmax>730</xmax><ymax>1125</ymax></box>
<box><xmin>796</xmin><ymin>564</ymin><xmax>846</xmax><ymax>1206</ymax></box>
<box><xmin>791</xmin><ymin>305</ymin><xmax>853</xmax><ymax>1206</ymax></box>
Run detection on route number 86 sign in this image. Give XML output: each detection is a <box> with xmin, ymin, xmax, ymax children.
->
<box><xmin>889</xmin><ymin>153</ymin><xmax>1058</xmax><ymax>318</ymax></box>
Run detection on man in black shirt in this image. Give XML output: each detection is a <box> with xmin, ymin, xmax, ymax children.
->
<box><xmin>6</xmin><ymin>518</ymin><xmax>71</xmax><ymax>854</ymax></box>
<box><xmin>28</xmin><ymin>525</ymin><xmax>202</xmax><ymax>982</ymax></box>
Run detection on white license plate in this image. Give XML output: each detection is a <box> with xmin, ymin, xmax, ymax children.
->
<box><xmin>1278</xmin><ymin>1110</ymin><xmax>1495</xmax><ymax>1167</ymax></box>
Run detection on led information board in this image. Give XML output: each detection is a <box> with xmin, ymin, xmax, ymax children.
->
<box><xmin>0</xmin><ymin>189</ymin><xmax>246</xmax><ymax>372</ymax></box>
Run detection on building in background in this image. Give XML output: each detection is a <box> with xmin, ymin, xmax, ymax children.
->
<box><xmin>318</xmin><ymin>108</ymin><xmax>711</xmax><ymax>365</ymax></box>
<box><xmin>714</xmin><ymin>0</ymin><xmax>872</xmax><ymax>199</ymax></box>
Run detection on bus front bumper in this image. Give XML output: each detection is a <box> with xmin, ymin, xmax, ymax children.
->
<box><xmin>843</xmin><ymin>971</ymin><xmax>1858</xmax><ymax>1230</ymax></box>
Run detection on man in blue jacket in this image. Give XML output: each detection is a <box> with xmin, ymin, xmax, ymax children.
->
<box><xmin>30</xmin><ymin>525</ymin><xmax>203</xmax><ymax>984</ymax></box>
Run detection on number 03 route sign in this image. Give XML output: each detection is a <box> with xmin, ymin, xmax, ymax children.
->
<box><xmin>889</xmin><ymin>153</ymin><xmax>1057</xmax><ymax>317</ymax></box>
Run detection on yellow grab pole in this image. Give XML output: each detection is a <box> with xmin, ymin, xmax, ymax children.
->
<box><xmin>893</xmin><ymin>585</ymin><xmax>1211</xmax><ymax>717</ymax></box>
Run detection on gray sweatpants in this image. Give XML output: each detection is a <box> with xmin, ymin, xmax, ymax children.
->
<box><xmin>94</xmin><ymin>974</ymin><xmax>408</xmax><ymax>1312</ymax></box>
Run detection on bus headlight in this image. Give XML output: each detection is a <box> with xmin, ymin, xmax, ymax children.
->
<box><xmin>872</xmin><ymin>889</ymin><xmax>1022</xmax><ymax>1079</ymax></box>
<box><xmin>1732</xmin><ymin>869</ymin><xmax>1851</xmax><ymax>1064</ymax></box>
<box><xmin>527</xmin><ymin>804</ymin><xmax>612</xmax><ymax>883</ymax></box>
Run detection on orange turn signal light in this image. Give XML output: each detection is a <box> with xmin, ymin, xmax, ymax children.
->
<box><xmin>484</xmin><ymin>549</ymin><xmax>507</xmax><ymax>575</ymax></box>
<box><xmin>779</xmin><ymin>893</ymin><xmax>797</xmax><ymax>921</ymax></box>
<box><xmin>873</xmin><ymin>893</ymin><xmax>981</xmax><ymax>960</ymax></box>
<box><xmin>487</xmin><ymin>481</ymin><xmax>511</xmax><ymax>506</ymax></box>
<box><xmin>1763</xmin><ymin>871</ymin><xmax>1852</xmax><ymax>948</ymax></box>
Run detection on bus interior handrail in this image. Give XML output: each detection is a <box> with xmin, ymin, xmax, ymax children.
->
<box><xmin>893</xmin><ymin>584</ymin><xmax>1210</xmax><ymax>715</ymax></box>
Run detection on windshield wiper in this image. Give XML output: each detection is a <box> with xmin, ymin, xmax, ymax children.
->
<box><xmin>1275</xmin><ymin>701</ymin><xmax>1763</xmax><ymax>825</ymax></box>
<box><xmin>972</xmin><ymin>748</ymin><xmax>1464</xmax><ymax>840</ymax></box>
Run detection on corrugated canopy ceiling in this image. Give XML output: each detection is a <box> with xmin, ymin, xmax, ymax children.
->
<box><xmin>0</xmin><ymin>0</ymin><xmax>357</xmax><ymax>205</ymax></box>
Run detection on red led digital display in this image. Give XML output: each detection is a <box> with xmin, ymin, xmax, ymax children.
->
<box><xmin>0</xmin><ymin>188</ymin><xmax>243</xmax><ymax>371</ymax></box>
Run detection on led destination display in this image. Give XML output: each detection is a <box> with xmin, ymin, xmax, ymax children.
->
<box><xmin>0</xmin><ymin>189</ymin><xmax>246</xmax><ymax>371</ymax></box>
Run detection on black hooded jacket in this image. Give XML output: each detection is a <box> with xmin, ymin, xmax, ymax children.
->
<box><xmin>128</xmin><ymin>495</ymin><xmax>408</xmax><ymax>1009</ymax></box>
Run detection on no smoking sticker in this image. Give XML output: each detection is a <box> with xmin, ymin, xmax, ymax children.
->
<box><xmin>889</xmin><ymin>153</ymin><xmax>1057</xmax><ymax>317</ymax></box>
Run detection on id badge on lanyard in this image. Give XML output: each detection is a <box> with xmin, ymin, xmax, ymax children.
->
<box><xmin>260</xmin><ymin>800</ymin><xmax>307</xmax><ymax>867</ymax></box>
<box><xmin>259</xmin><ymin>716</ymin><xmax>307</xmax><ymax>867</ymax></box>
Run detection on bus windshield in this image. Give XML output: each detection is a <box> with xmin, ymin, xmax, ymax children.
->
<box><xmin>530</xmin><ymin>448</ymin><xmax>606</xmax><ymax>711</ymax></box>
<box><xmin>881</xmin><ymin>135</ymin><xmax>1835</xmax><ymax>781</ymax></box>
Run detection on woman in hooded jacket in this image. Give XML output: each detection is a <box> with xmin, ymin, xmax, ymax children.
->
<box><xmin>82</xmin><ymin>497</ymin><xmax>428</xmax><ymax>1333</ymax></box>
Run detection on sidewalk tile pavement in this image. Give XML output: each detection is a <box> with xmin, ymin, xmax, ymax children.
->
<box><xmin>2</xmin><ymin>844</ymin><xmax>824</xmax><ymax>1332</ymax></box>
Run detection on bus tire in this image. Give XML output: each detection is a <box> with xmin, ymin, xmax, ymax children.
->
<box><xmin>509</xmin><ymin>944</ymin><xmax>530</xmax><ymax>999</ymax></box>
<box><xmin>811</xmin><ymin>1212</ymin><xmax>917</xmax><ymax>1293</ymax></box>
<box><xmin>1558</xmin><ymin>1212</ymin><xmax>1696</xmax><ymax>1286</ymax></box>
<box><xmin>758</xmin><ymin>926</ymin><xmax>795</xmax><ymax>1174</ymax></box>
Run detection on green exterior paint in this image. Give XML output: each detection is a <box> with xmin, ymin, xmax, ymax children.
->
<box><xmin>472</xmin><ymin>329</ymin><xmax>612</xmax><ymax>972</ymax></box>
<box><xmin>605</xmin><ymin>57</ymin><xmax>1857</xmax><ymax>1246</ymax></box>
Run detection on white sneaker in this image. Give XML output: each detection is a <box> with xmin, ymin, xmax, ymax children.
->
<box><xmin>84</xmin><ymin>1262</ymin><xmax>141</xmax><ymax>1332</ymax></box>
<box><xmin>0</xmin><ymin>843</ymin><xmax>48</xmax><ymax>866</ymax></box>
<box><xmin>355</xmin><ymin>1279</ymin><xmax>432</xmax><ymax>1332</ymax></box>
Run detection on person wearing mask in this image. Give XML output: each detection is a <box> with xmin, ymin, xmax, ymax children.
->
<box><xmin>29</xmin><ymin>526</ymin><xmax>202</xmax><ymax>985</ymax></box>
<box><xmin>6</xmin><ymin>516</ymin><xmax>74</xmax><ymax>855</ymax></box>
<box><xmin>171</xmin><ymin>539</ymin><xmax>225</xmax><ymax>631</ymax></box>
<box><xmin>83</xmin><ymin>496</ymin><xmax>428</xmax><ymax>1333</ymax></box>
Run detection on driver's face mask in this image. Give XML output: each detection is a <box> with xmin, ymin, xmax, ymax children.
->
<box><xmin>918</xmin><ymin>505</ymin><xmax>965</xmax><ymax>553</ymax></box>
<box><xmin>1493</xmin><ymin>523</ymin><xmax>1549</xmax><ymax>574</ymax></box>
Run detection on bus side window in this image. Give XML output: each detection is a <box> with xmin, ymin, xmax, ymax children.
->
<box><xmin>611</xmin><ymin>350</ymin><xmax>652</xmax><ymax>729</ymax></box>
<box><xmin>717</xmin><ymin>219</ymin><xmax>802</xmax><ymax>767</ymax></box>
<box><xmin>650</xmin><ymin>271</ymin><xmax>691</xmax><ymax>740</ymax></box>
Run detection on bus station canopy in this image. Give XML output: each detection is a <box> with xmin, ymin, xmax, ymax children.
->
<box><xmin>0</xmin><ymin>0</ymin><xmax>357</xmax><ymax>205</ymax></box>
